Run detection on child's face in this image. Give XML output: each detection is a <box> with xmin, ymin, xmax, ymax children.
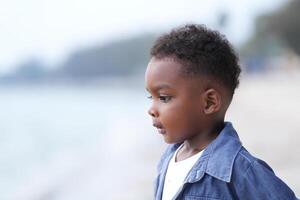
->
<box><xmin>145</xmin><ymin>57</ymin><xmax>208</xmax><ymax>144</ymax></box>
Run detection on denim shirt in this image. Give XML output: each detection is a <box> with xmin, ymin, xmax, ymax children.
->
<box><xmin>154</xmin><ymin>122</ymin><xmax>298</xmax><ymax>200</ymax></box>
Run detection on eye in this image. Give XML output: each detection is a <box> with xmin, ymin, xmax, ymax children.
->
<box><xmin>159</xmin><ymin>95</ymin><xmax>172</xmax><ymax>103</ymax></box>
<box><xmin>147</xmin><ymin>95</ymin><xmax>153</xmax><ymax>100</ymax></box>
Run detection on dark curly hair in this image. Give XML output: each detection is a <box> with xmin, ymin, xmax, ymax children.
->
<box><xmin>150</xmin><ymin>24</ymin><xmax>241</xmax><ymax>96</ymax></box>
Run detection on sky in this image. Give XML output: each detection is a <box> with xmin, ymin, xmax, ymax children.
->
<box><xmin>0</xmin><ymin>0</ymin><xmax>287</xmax><ymax>74</ymax></box>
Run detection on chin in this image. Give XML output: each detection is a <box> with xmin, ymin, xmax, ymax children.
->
<box><xmin>163</xmin><ymin>136</ymin><xmax>184</xmax><ymax>144</ymax></box>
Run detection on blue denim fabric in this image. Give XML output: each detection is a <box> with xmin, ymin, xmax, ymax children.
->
<box><xmin>154</xmin><ymin>122</ymin><xmax>298</xmax><ymax>200</ymax></box>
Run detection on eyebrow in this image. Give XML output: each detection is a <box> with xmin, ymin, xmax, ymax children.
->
<box><xmin>146</xmin><ymin>83</ymin><xmax>173</xmax><ymax>92</ymax></box>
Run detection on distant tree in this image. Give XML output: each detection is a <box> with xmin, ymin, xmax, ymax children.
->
<box><xmin>265</xmin><ymin>0</ymin><xmax>300</xmax><ymax>55</ymax></box>
<box><xmin>60</xmin><ymin>34</ymin><xmax>156</xmax><ymax>79</ymax></box>
<box><xmin>217</xmin><ymin>12</ymin><xmax>229</xmax><ymax>29</ymax></box>
<box><xmin>240</xmin><ymin>15</ymin><xmax>283</xmax><ymax>58</ymax></box>
<box><xmin>239</xmin><ymin>0</ymin><xmax>300</xmax><ymax>72</ymax></box>
<box><xmin>241</xmin><ymin>0</ymin><xmax>300</xmax><ymax>57</ymax></box>
<box><xmin>15</xmin><ymin>58</ymin><xmax>47</xmax><ymax>80</ymax></box>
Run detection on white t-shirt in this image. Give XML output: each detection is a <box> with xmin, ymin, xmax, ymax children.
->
<box><xmin>162</xmin><ymin>144</ymin><xmax>204</xmax><ymax>200</ymax></box>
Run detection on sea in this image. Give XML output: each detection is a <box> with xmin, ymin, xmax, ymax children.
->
<box><xmin>0</xmin><ymin>84</ymin><xmax>163</xmax><ymax>200</ymax></box>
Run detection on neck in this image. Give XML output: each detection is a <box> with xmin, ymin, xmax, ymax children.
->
<box><xmin>183</xmin><ymin>121</ymin><xmax>225</xmax><ymax>153</ymax></box>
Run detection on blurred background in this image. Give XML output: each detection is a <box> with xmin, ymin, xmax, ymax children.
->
<box><xmin>1</xmin><ymin>0</ymin><xmax>299</xmax><ymax>199</ymax></box>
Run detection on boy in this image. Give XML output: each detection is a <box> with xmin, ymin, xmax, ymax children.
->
<box><xmin>145</xmin><ymin>24</ymin><xmax>298</xmax><ymax>200</ymax></box>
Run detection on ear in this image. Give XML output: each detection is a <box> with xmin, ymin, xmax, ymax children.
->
<box><xmin>202</xmin><ymin>88</ymin><xmax>222</xmax><ymax>114</ymax></box>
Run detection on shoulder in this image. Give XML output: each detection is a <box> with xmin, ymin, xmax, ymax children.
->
<box><xmin>231</xmin><ymin>146</ymin><xmax>278</xmax><ymax>183</ymax></box>
<box><xmin>233</xmin><ymin>146</ymin><xmax>274</xmax><ymax>175</ymax></box>
<box><xmin>231</xmin><ymin>147</ymin><xmax>298</xmax><ymax>199</ymax></box>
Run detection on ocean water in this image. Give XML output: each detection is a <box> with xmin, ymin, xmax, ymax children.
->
<box><xmin>0</xmin><ymin>85</ymin><xmax>162</xmax><ymax>200</ymax></box>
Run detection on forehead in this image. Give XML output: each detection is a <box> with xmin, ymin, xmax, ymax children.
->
<box><xmin>145</xmin><ymin>57</ymin><xmax>200</xmax><ymax>92</ymax></box>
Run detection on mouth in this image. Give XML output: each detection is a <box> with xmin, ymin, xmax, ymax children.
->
<box><xmin>157</xmin><ymin>128</ymin><xmax>167</xmax><ymax>134</ymax></box>
<box><xmin>153</xmin><ymin>122</ymin><xmax>167</xmax><ymax>135</ymax></box>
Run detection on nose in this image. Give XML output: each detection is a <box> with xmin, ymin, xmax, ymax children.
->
<box><xmin>148</xmin><ymin>104</ymin><xmax>159</xmax><ymax>118</ymax></box>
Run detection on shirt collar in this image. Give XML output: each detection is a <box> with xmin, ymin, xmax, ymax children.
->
<box><xmin>157</xmin><ymin>122</ymin><xmax>242</xmax><ymax>183</ymax></box>
<box><xmin>186</xmin><ymin>122</ymin><xmax>242</xmax><ymax>183</ymax></box>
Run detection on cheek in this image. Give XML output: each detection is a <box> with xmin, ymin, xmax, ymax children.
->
<box><xmin>163</xmin><ymin>100</ymin><xmax>202</xmax><ymax>128</ymax></box>
<box><xmin>160</xmin><ymin>102</ymin><xmax>191</xmax><ymax>127</ymax></box>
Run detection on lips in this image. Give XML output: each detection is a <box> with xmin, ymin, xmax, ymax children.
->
<box><xmin>157</xmin><ymin>128</ymin><xmax>167</xmax><ymax>134</ymax></box>
<box><xmin>153</xmin><ymin>122</ymin><xmax>167</xmax><ymax>134</ymax></box>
